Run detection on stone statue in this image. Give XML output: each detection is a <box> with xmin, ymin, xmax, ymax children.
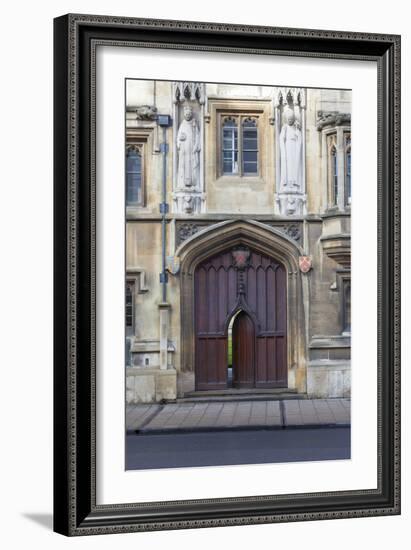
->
<box><xmin>177</xmin><ymin>106</ymin><xmax>200</xmax><ymax>189</ymax></box>
<box><xmin>279</xmin><ymin>109</ymin><xmax>303</xmax><ymax>191</ymax></box>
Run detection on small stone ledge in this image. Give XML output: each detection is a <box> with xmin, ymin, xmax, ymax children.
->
<box><xmin>308</xmin><ymin>360</ymin><xmax>351</xmax><ymax>370</ymax></box>
<box><xmin>309</xmin><ymin>336</ymin><xmax>351</xmax><ymax>349</ymax></box>
<box><xmin>131</xmin><ymin>339</ymin><xmax>175</xmax><ymax>353</ymax></box>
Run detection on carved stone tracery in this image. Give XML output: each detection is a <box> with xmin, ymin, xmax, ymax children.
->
<box><xmin>176</xmin><ymin>221</ymin><xmax>303</xmax><ymax>248</ymax></box>
<box><xmin>177</xmin><ymin>222</ymin><xmax>200</xmax><ymax>244</ymax></box>
<box><xmin>281</xmin><ymin>223</ymin><xmax>302</xmax><ymax>242</ymax></box>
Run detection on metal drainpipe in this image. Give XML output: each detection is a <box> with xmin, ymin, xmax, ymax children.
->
<box><xmin>158</xmin><ymin>115</ymin><xmax>172</xmax><ymax>302</ymax></box>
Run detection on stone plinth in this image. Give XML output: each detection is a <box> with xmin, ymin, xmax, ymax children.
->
<box><xmin>306</xmin><ymin>360</ymin><xmax>351</xmax><ymax>398</ymax></box>
<box><xmin>126</xmin><ymin>367</ymin><xmax>177</xmax><ymax>404</ymax></box>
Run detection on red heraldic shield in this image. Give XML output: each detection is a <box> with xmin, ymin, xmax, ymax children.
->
<box><xmin>299</xmin><ymin>255</ymin><xmax>312</xmax><ymax>273</ymax></box>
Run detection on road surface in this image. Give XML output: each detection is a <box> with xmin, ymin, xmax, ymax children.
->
<box><xmin>126</xmin><ymin>427</ymin><xmax>350</xmax><ymax>470</ymax></box>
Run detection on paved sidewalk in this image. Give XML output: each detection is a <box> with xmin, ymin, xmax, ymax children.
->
<box><xmin>126</xmin><ymin>398</ymin><xmax>350</xmax><ymax>434</ymax></box>
<box><xmin>282</xmin><ymin>398</ymin><xmax>350</xmax><ymax>427</ymax></box>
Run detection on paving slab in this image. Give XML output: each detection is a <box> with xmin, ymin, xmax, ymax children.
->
<box><xmin>138</xmin><ymin>400</ymin><xmax>282</xmax><ymax>433</ymax></box>
<box><xmin>283</xmin><ymin>399</ymin><xmax>350</xmax><ymax>427</ymax></box>
<box><xmin>126</xmin><ymin>398</ymin><xmax>350</xmax><ymax>434</ymax></box>
<box><xmin>126</xmin><ymin>404</ymin><xmax>162</xmax><ymax>431</ymax></box>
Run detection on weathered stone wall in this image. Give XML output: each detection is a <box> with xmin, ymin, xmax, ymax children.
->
<box><xmin>125</xmin><ymin>80</ymin><xmax>351</xmax><ymax>403</ymax></box>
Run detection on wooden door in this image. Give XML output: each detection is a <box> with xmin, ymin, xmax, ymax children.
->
<box><xmin>194</xmin><ymin>250</ymin><xmax>237</xmax><ymax>390</ymax></box>
<box><xmin>232</xmin><ymin>312</ymin><xmax>255</xmax><ymax>388</ymax></box>
<box><xmin>194</xmin><ymin>247</ymin><xmax>287</xmax><ymax>390</ymax></box>
<box><xmin>245</xmin><ymin>252</ymin><xmax>287</xmax><ymax>387</ymax></box>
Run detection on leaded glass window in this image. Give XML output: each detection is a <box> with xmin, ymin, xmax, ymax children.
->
<box><xmin>331</xmin><ymin>145</ymin><xmax>338</xmax><ymax>205</ymax></box>
<box><xmin>126</xmin><ymin>146</ymin><xmax>143</xmax><ymax>205</ymax></box>
<box><xmin>342</xmin><ymin>279</ymin><xmax>351</xmax><ymax>333</ymax></box>
<box><xmin>221</xmin><ymin>115</ymin><xmax>259</xmax><ymax>177</ymax></box>
<box><xmin>242</xmin><ymin>118</ymin><xmax>258</xmax><ymax>175</ymax></box>
<box><xmin>222</xmin><ymin>117</ymin><xmax>238</xmax><ymax>174</ymax></box>
<box><xmin>126</xmin><ymin>281</ymin><xmax>134</xmax><ymax>330</ymax></box>
<box><xmin>345</xmin><ymin>134</ymin><xmax>351</xmax><ymax>205</ymax></box>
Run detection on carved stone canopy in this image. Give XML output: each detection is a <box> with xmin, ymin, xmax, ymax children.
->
<box><xmin>174</xmin><ymin>82</ymin><xmax>205</xmax><ymax>104</ymax></box>
<box><xmin>316</xmin><ymin>111</ymin><xmax>351</xmax><ymax>131</ymax></box>
<box><xmin>275</xmin><ymin>87</ymin><xmax>306</xmax><ymax>109</ymax></box>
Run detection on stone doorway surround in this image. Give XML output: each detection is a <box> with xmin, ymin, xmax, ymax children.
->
<box><xmin>175</xmin><ymin>219</ymin><xmax>309</xmax><ymax>395</ymax></box>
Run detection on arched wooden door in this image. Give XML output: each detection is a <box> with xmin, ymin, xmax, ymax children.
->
<box><xmin>194</xmin><ymin>246</ymin><xmax>287</xmax><ymax>391</ymax></box>
<box><xmin>232</xmin><ymin>312</ymin><xmax>255</xmax><ymax>388</ymax></box>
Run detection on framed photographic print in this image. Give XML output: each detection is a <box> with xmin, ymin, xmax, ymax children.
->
<box><xmin>53</xmin><ymin>14</ymin><xmax>401</xmax><ymax>536</ymax></box>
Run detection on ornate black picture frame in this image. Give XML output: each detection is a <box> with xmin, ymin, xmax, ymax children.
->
<box><xmin>53</xmin><ymin>14</ymin><xmax>401</xmax><ymax>536</ymax></box>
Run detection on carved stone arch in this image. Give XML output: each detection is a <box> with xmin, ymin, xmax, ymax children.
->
<box><xmin>176</xmin><ymin>219</ymin><xmax>309</xmax><ymax>395</ymax></box>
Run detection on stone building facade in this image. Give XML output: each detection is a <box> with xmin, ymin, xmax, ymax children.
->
<box><xmin>125</xmin><ymin>80</ymin><xmax>351</xmax><ymax>403</ymax></box>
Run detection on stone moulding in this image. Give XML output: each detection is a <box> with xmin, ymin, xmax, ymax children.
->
<box><xmin>126</xmin><ymin>267</ymin><xmax>149</xmax><ymax>293</ymax></box>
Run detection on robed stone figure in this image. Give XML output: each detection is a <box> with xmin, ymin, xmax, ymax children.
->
<box><xmin>177</xmin><ymin>106</ymin><xmax>201</xmax><ymax>189</ymax></box>
<box><xmin>279</xmin><ymin>110</ymin><xmax>303</xmax><ymax>191</ymax></box>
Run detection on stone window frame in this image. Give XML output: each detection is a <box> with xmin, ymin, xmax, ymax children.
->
<box><xmin>125</xmin><ymin>279</ymin><xmax>135</xmax><ymax>336</ymax></box>
<box><xmin>327</xmin><ymin>133</ymin><xmax>338</xmax><ymax>206</ymax></box>
<box><xmin>335</xmin><ymin>269</ymin><xmax>351</xmax><ymax>336</ymax></box>
<box><xmin>321</xmin><ymin>124</ymin><xmax>351</xmax><ymax>212</ymax></box>
<box><xmin>125</xmin><ymin>128</ymin><xmax>152</xmax><ymax>211</ymax></box>
<box><xmin>126</xmin><ymin>144</ymin><xmax>144</xmax><ymax>206</ymax></box>
<box><xmin>342</xmin><ymin>277</ymin><xmax>351</xmax><ymax>335</ymax></box>
<box><xmin>208</xmin><ymin>98</ymin><xmax>271</xmax><ymax>185</ymax></box>
<box><xmin>125</xmin><ymin>268</ymin><xmax>149</xmax><ymax>337</ymax></box>
<box><xmin>220</xmin><ymin>114</ymin><xmax>259</xmax><ymax>177</ymax></box>
<box><xmin>344</xmin><ymin>132</ymin><xmax>351</xmax><ymax>206</ymax></box>
<box><xmin>124</xmin><ymin>278</ymin><xmax>136</xmax><ymax>368</ymax></box>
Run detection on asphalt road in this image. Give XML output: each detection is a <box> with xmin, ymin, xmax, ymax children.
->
<box><xmin>126</xmin><ymin>427</ymin><xmax>350</xmax><ymax>470</ymax></box>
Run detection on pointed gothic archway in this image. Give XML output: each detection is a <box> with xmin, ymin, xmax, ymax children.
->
<box><xmin>176</xmin><ymin>219</ymin><xmax>308</xmax><ymax>395</ymax></box>
<box><xmin>232</xmin><ymin>311</ymin><xmax>255</xmax><ymax>388</ymax></box>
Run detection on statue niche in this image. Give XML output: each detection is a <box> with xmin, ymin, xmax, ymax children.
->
<box><xmin>279</xmin><ymin>109</ymin><xmax>303</xmax><ymax>191</ymax></box>
<box><xmin>172</xmin><ymin>81</ymin><xmax>206</xmax><ymax>215</ymax></box>
<box><xmin>176</xmin><ymin>105</ymin><xmax>201</xmax><ymax>190</ymax></box>
<box><xmin>274</xmin><ymin>88</ymin><xmax>307</xmax><ymax>217</ymax></box>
